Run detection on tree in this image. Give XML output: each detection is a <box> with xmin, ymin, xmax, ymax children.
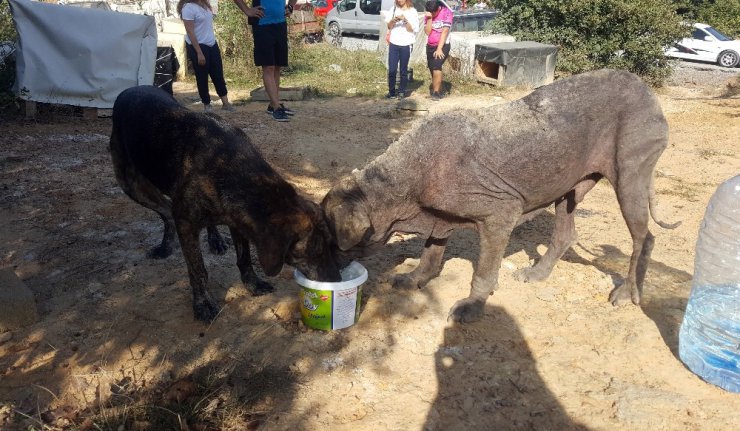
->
<box><xmin>489</xmin><ymin>0</ymin><xmax>687</xmax><ymax>85</ymax></box>
<box><xmin>695</xmin><ymin>0</ymin><xmax>740</xmax><ymax>37</ymax></box>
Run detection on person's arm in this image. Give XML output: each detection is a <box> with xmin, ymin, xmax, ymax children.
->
<box><xmin>231</xmin><ymin>0</ymin><xmax>265</xmax><ymax>18</ymax></box>
<box><xmin>183</xmin><ymin>19</ymin><xmax>205</xmax><ymax>66</ymax></box>
<box><xmin>405</xmin><ymin>9</ymin><xmax>419</xmax><ymax>33</ymax></box>
<box><xmin>434</xmin><ymin>27</ymin><xmax>449</xmax><ymax>58</ymax></box>
<box><xmin>424</xmin><ymin>12</ymin><xmax>433</xmax><ymax>36</ymax></box>
<box><xmin>285</xmin><ymin>0</ymin><xmax>297</xmax><ymax>16</ymax></box>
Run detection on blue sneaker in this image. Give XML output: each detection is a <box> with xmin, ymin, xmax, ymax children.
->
<box><xmin>267</xmin><ymin>104</ymin><xmax>294</xmax><ymax>116</ymax></box>
<box><xmin>272</xmin><ymin>107</ymin><xmax>290</xmax><ymax>122</ymax></box>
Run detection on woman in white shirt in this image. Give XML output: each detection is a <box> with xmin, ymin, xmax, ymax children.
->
<box><xmin>385</xmin><ymin>0</ymin><xmax>420</xmax><ymax>99</ymax></box>
<box><xmin>177</xmin><ymin>0</ymin><xmax>234</xmax><ymax>112</ymax></box>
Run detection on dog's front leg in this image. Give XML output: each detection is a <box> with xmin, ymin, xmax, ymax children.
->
<box><xmin>229</xmin><ymin>227</ymin><xmax>274</xmax><ymax>295</ymax></box>
<box><xmin>177</xmin><ymin>220</ymin><xmax>220</xmax><ymax>322</ymax></box>
<box><xmin>393</xmin><ymin>236</ymin><xmax>448</xmax><ymax>289</ymax></box>
<box><xmin>449</xmin><ymin>202</ymin><xmax>521</xmax><ymax>323</ymax></box>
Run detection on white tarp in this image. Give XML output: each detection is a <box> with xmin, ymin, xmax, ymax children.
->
<box><xmin>8</xmin><ymin>0</ymin><xmax>156</xmax><ymax>108</ymax></box>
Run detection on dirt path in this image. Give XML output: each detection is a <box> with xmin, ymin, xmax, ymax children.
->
<box><xmin>1</xmin><ymin>72</ymin><xmax>739</xmax><ymax>430</ymax></box>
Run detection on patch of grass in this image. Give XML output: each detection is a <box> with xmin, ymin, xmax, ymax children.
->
<box><xmin>222</xmin><ymin>40</ymin><xmax>511</xmax><ymax>100</ymax></box>
<box><xmin>659</xmin><ymin>177</ymin><xmax>709</xmax><ymax>202</ymax></box>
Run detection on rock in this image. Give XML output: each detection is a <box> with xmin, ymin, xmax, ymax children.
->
<box><xmin>0</xmin><ymin>268</ymin><xmax>39</xmax><ymax>331</ymax></box>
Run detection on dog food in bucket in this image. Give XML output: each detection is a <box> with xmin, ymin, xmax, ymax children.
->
<box><xmin>294</xmin><ymin>261</ymin><xmax>368</xmax><ymax>330</ymax></box>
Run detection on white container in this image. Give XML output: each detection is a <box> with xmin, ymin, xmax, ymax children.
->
<box><xmin>294</xmin><ymin>261</ymin><xmax>368</xmax><ymax>330</ymax></box>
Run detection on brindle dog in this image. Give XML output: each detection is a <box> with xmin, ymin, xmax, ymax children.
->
<box><xmin>110</xmin><ymin>86</ymin><xmax>340</xmax><ymax>322</ymax></box>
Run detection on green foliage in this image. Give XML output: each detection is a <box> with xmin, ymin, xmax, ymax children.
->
<box><xmin>1</xmin><ymin>2</ymin><xmax>17</xmax><ymax>42</ymax></box>
<box><xmin>0</xmin><ymin>2</ymin><xmax>17</xmax><ymax>109</ymax></box>
<box><xmin>489</xmin><ymin>0</ymin><xmax>687</xmax><ymax>85</ymax></box>
<box><xmin>285</xmin><ymin>42</ymin><xmax>388</xmax><ymax>97</ymax></box>
<box><xmin>214</xmin><ymin>0</ymin><xmax>262</xmax><ymax>83</ymax></box>
<box><xmin>695</xmin><ymin>0</ymin><xmax>740</xmax><ymax>37</ymax></box>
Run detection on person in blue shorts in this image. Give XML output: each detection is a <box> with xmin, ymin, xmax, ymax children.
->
<box><xmin>234</xmin><ymin>0</ymin><xmax>298</xmax><ymax>122</ymax></box>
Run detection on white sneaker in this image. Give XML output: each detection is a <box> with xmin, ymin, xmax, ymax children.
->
<box><xmin>204</xmin><ymin>104</ymin><xmax>213</xmax><ymax>112</ymax></box>
<box><xmin>222</xmin><ymin>103</ymin><xmax>235</xmax><ymax>112</ymax></box>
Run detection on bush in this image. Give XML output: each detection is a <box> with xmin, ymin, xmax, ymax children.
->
<box><xmin>214</xmin><ymin>1</ymin><xmax>262</xmax><ymax>83</ymax></box>
<box><xmin>0</xmin><ymin>3</ymin><xmax>16</xmax><ymax>42</ymax></box>
<box><xmin>695</xmin><ymin>0</ymin><xmax>740</xmax><ymax>37</ymax></box>
<box><xmin>489</xmin><ymin>0</ymin><xmax>687</xmax><ymax>85</ymax></box>
<box><xmin>0</xmin><ymin>3</ymin><xmax>17</xmax><ymax>109</ymax></box>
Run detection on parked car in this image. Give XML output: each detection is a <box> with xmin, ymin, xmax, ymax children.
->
<box><xmin>665</xmin><ymin>23</ymin><xmax>740</xmax><ymax>68</ymax></box>
<box><xmin>311</xmin><ymin>0</ymin><xmax>337</xmax><ymax>17</ymax></box>
<box><xmin>324</xmin><ymin>0</ymin><xmax>498</xmax><ymax>46</ymax></box>
<box><xmin>324</xmin><ymin>0</ymin><xmax>384</xmax><ymax>45</ymax></box>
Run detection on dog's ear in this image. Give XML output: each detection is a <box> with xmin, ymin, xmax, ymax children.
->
<box><xmin>255</xmin><ymin>229</ymin><xmax>292</xmax><ymax>277</ymax></box>
<box><xmin>332</xmin><ymin>202</ymin><xmax>372</xmax><ymax>251</ymax></box>
<box><xmin>322</xmin><ymin>176</ymin><xmax>373</xmax><ymax>251</ymax></box>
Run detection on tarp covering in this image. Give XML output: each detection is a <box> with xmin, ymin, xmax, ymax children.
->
<box><xmin>8</xmin><ymin>0</ymin><xmax>156</xmax><ymax>108</ymax></box>
<box><xmin>475</xmin><ymin>41</ymin><xmax>558</xmax><ymax>65</ymax></box>
<box><xmin>475</xmin><ymin>41</ymin><xmax>558</xmax><ymax>87</ymax></box>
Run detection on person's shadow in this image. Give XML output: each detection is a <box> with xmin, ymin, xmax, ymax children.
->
<box><xmin>424</xmin><ymin>305</ymin><xmax>589</xmax><ymax>430</ymax></box>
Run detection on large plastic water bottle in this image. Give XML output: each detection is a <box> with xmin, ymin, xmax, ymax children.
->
<box><xmin>678</xmin><ymin>175</ymin><xmax>740</xmax><ymax>393</ymax></box>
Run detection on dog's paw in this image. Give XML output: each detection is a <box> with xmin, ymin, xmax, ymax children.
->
<box><xmin>513</xmin><ymin>266</ymin><xmax>549</xmax><ymax>283</ymax></box>
<box><xmin>447</xmin><ymin>298</ymin><xmax>485</xmax><ymax>323</ymax></box>
<box><xmin>207</xmin><ymin>232</ymin><xmax>229</xmax><ymax>255</ymax></box>
<box><xmin>250</xmin><ymin>280</ymin><xmax>275</xmax><ymax>296</ymax></box>
<box><xmin>609</xmin><ymin>282</ymin><xmax>640</xmax><ymax>306</ymax></box>
<box><xmin>147</xmin><ymin>244</ymin><xmax>173</xmax><ymax>259</ymax></box>
<box><xmin>193</xmin><ymin>295</ymin><xmax>221</xmax><ymax>323</ymax></box>
<box><xmin>391</xmin><ymin>274</ymin><xmax>418</xmax><ymax>290</ymax></box>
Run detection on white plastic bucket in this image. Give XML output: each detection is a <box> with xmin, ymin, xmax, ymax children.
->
<box><xmin>294</xmin><ymin>261</ymin><xmax>368</xmax><ymax>330</ymax></box>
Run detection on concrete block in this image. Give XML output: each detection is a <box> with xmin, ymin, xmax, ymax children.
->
<box><xmin>0</xmin><ymin>268</ymin><xmax>39</xmax><ymax>331</ymax></box>
<box><xmin>160</xmin><ymin>17</ymin><xmax>187</xmax><ymax>35</ymax></box>
<box><xmin>249</xmin><ymin>86</ymin><xmax>309</xmax><ymax>102</ymax></box>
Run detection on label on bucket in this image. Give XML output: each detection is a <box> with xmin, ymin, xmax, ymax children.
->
<box><xmin>301</xmin><ymin>286</ymin><xmax>361</xmax><ymax>330</ymax></box>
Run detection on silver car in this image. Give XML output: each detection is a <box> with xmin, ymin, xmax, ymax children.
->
<box><xmin>324</xmin><ymin>0</ymin><xmax>384</xmax><ymax>45</ymax></box>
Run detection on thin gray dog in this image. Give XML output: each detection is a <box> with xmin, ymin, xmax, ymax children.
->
<box><xmin>322</xmin><ymin>69</ymin><xmax>680</xmax><ymax>323</ymax></box>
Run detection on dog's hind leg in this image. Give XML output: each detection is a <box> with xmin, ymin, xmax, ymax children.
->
<box><xmin>206</xmin><ymin>226</ymin><xmax>228</xmax><ymax>255</ymax></box>
<box><xmin>514</xmin><ymin>174</ymin><xmax>601</xmax><ymax>282</ymax></box>
<box><xmin>609</xmin><ymin>170</ymin><xmax>654</xmax><ymax>306</ymax></box>
<box><xmin>229</xmin><ymin>227</ymin><xmax>274</xmax><ymax>295</ymax></box>
<box><xmin>113</xmin><ymin>163</ymin><xmax>178</xmax><ymax>259</ymax></box>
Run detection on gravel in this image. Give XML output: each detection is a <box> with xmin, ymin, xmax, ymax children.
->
<box><xmin>667</xmin><ymin>60</ymin><xmax>740</xmax><ymax>88</ymax></box>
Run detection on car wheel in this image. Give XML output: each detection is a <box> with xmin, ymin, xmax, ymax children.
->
<box><xmin>717</xmin><ymin>50</ymin><xmax>739</xmax><ymax>68</ymax></box>
<box><xmin>326</xmin><ymin>22</ymin><xmax>342</xmax><ymax>47</ymax></box>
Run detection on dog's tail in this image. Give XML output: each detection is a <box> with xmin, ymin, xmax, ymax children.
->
<box><xmin>649</xmin><ymin>175</ymin><xmax>681</xmax><ymax>229</ymax></box>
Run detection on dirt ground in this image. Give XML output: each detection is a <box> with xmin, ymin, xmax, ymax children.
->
<box><xmin>1</xmin><ymin>67</ymin><xmax>739</xmax><ymax>430</ymax></box>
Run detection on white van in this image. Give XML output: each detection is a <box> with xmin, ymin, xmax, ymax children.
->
<box><xmin>324</xmin><ymin>0</ymin><xmax>385</xmax><ymax>45</ymax></box>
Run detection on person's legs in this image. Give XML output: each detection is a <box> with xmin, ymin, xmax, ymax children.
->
<box><xmin>253</xmin><ymin>24</ymin><xmax>282</xmax><ymax>118</ymax></box>
<box><xmin>206</xmin><ymin>42</ymin><xmax>233</xmax><ymax>109</ymax></box>
<box><xmin>187</xmin><ymin>43</ymin><xmax>211</xmax><ymax>106</ymax></box>
<box><xmin>427</xmin><ymin>43</ymin><xmax>449</xmax><ymax>99</ymax></box>
<box><xmin>432</xmin><ymin>70</ymin><xmax>443</xmax><ymax>94</ymax></box>
<box><xmin>273</xmin><ymin>23</ymin><xmax>292</xmax><ymax>114</ymax></box>
<box><xmin>387</xmin><ymin>43</ymin><xmax>400</xmax><ymax>97</ymax></box>
<box><xmin>398</xmin><ymin>45</ymin><xmax>411</xmax><ymax>95</ymax></box>
<box><xmin>263</xmin><ymin>65</ymin><xmax>280</xmax><ymax>110</ymax></box>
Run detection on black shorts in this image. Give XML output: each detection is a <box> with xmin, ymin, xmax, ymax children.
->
<box><xmin>426</xmin><ymin>43</ymin><xmax>450</xmax><ymax>71</ymax></box>
<box><xmin>252</xmin><ymin>22</ymin><xmax>289</xmax><ymax>67</ymax></box>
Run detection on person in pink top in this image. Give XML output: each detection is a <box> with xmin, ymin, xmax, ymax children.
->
<box><xmin>424</xmin><ymin>0</ymin><xmax>453</xmax><ymax>100</ymax></box>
